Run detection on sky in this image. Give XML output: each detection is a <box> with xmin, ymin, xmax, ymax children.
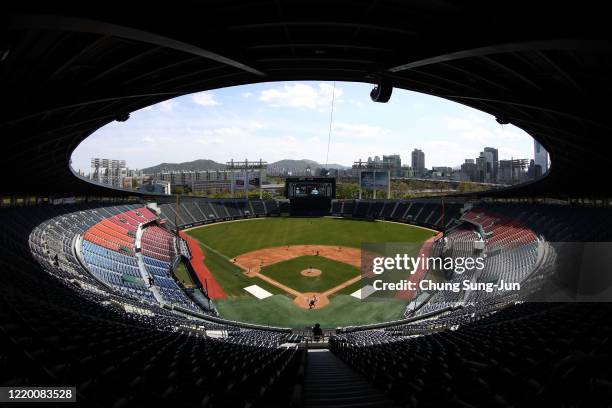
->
<box><xmin>71</xmin><ymin>81</ymin><xmax>536</xmax><ymax>173</ymax></box>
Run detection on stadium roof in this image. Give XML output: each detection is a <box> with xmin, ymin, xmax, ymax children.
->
<box><xmin>2</xmin><ymin>1</ymin><xmax>611</xmax><ymax>198</ymax></box>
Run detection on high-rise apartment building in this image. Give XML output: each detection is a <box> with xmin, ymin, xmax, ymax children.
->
<box><xmin>534</xmin><ymin>140</ymin><xmax>548</xmax><ymax>174</ymax></box>
<box><xmin>483</xmin><ymin>147</ymin><xmax>499</xmax><ymax>182</ymax></box>
<box><xmin>460</xmin><ymin>159</ymin><xmax>478</xmax><ymax>182</ymax></box>
<box><xmin>411</xmin><ymin>149</ymin><xmax>425</xmax><ymax>176</ymax></box>
<box><xmin>90</xmin><ymin>158</ymin><xmax>127</xmax><ymax>187</ymax></box>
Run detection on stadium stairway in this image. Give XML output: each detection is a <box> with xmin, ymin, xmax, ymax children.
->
<box><xmin>302</xmin><ymin>350</ymin><xmax>396</xmax><ymax>408</ymax></box>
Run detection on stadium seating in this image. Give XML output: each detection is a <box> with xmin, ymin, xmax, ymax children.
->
<box><xmin>82</xmin><ymin>207</ymin><xmax>202</xmax><ymax>312</ymax></box>
<box><xmin>141</xmin><ymin>225</ymin><xmax>176</xmax><ymax>263</ymax></box>
<box><xmin>156</xmin><ymin>198</ymin><xmax>463</xmax><ymax>232</ymax></box>
<box><xmin>1</xmin><ymin>202</ymin><xmax>303</xmax><ymax>407</ymax></box>
<box><xmin>82</xmin><ymin>240</ymin><xmax>155</xmax><ymax>302</ymax></box>
<box><xmin>4</xmin><ymin>200</ymin><xmax>612</xmax><ymax>407</ymax></box>
<box><xmin>330</xmin><ymin>302</ymin><xmax>612</xmax><ymax>407</ymax></box>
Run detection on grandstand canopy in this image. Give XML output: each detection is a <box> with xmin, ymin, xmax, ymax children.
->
<box><xmin>2</xmin><ymin>1</ymin><xmax>611</xmax><ymax>198</ymax></box>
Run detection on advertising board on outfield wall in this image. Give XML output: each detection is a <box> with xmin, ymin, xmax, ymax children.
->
<box><xmin>359</xmin><ymin>170</ymin><xmax>390</xmax><ymax>199</ymax></box>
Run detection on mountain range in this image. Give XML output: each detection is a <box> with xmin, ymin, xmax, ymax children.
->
<box><xmin>267</xmin><ymin>159</ymin><xmax>348</xmax><ymax>171</ymax></box>
<box><xmin>141</xmin><ymin>158</ymin><xmax>349</xmax><ymax>173</ymax></box>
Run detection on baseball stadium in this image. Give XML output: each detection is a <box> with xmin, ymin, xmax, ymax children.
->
<box><xmin>2</xmin><ymin>2</ymin><xmax>612</xmax><ymax>408</ymax></box>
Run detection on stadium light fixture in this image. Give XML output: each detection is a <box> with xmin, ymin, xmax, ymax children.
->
<box><xmin>370</xmin><ymin>79</ymin><xmax>393</xmax><ymax>103</ymax></box>
<box><xmin>115</xmin><ymin>112</ymin><xmax>130</xmax><ymax>122</ymax></box>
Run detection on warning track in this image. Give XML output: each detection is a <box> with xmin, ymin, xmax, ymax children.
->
<box><xmin>179</xmin><ymin>231</ymin><xmax>227</xmax><ymax>299</ymax></box>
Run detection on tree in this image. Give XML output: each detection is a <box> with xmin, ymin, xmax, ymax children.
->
<box><xmin>336</xmin><ymin>183</ymin><xmax>360</xmax><ymax>199</ymax></box>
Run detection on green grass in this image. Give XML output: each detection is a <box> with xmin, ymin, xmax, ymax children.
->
<box><xmin>214</xmin><ymin>295</ymin><xmax>408</xmax><ymax>328</ymax></box>
<box><xmin>187</xmin><ymin>217</ymin><xmax>435</xmax><ymax>257</ymax></box>
<box><xmin>332</xmin><ymin>278</ymin><xmax>366</xmax><ymax>296</ymax></box>
<box><xmin>261</xmin><ymin>255</ymin><xmax>359</xmax><ymax>293</ymax></box>
<box><xmin>199</xmin><ymin>248</ymin><xmax>283</xmax><ymax>298</ymax></box>
<box><xmin>173</xmin><ymin>262</ymin><xmax>197</xmax><ymax>288</ymax></box>
<box><xmin>186</xmin><ymin>217</ymin><xmax>435</xmax><ymax>327</ymax></box>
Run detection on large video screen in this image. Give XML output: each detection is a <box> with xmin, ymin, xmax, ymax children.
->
<box><xmin>285</xmin><ymin>177</ymin><xmax>336</xmax><ymax>199</ymax></box>
<box><xmin>360</xmin><ymin>170</ymin><xmax>389</xmax><ymax>191</ymax></box>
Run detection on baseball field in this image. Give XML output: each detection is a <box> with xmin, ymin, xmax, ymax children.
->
<box><xmin>185</xmin><ymin>217</ymin><xmax>436</xmax><ymax>328</ymax></box>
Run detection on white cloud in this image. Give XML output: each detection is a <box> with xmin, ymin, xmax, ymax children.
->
<box><xmin>258</xmin><ymin>82</ymin><xmax>343</xmax><ymax>109</ymax></box>
<box><xmin>241</xmin><ymin>92</ymin><xmax>254</xmax><ymax>98</ymax></box>
<box><xmin>332</xmin><ymin>122</ymin><xmax>391</xmax><ymax>139</ymax></box>
<box><xmin>141</xmin><ymin>136</ymin><xmax>176</xmax><ymax>144</ymax></box>
<box><xmin>348</xmin><ymin>99</ymin><xmax>364</xmax><ymax>108</ymax></box>
<box><xmin>247</xmin><ymin>121</ymin><xmax>264</xmax><ymax>129</ymax></box>
<box><xmin>195</xmin><ymin>127</ymin><xmax>255</xmax><ymax>146</ymax></box>
<box><xmin>492</xmin><ymin>126</ymin><xmax>526</xmax><ymax>140</ymax></box>
<box><xmin>444</xmin><ymin>116</ymin><xmax>527</xmax><ymax>144</ymax></box>
<box><xmin>460</xmin><ymin>127</ymin><xmax>493</xmax><ymax>142</ymax></box>
<box><xmin>159</xmin><ymin>100</ymin><xmax>176</xmax><ymax>112</ymax></box>
<box><xmin>192</xmin><ymin>92</ymin><xmax>220</xmax><ymax>107</ymax></box>
<box><xmin>446</xmin><ymin>118</ymin><xmax>473</xmax><ymax>131</ymax></box>
<box><xmin>421</xmin><ymin>139</ymin><xmax>477</xmax><ymax>167</ymax></box>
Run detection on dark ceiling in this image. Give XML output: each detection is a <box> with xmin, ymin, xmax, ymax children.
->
<box><xmin>1</xmin><ymin>1</ymin><xmax>611</xmax><ymax>198</ymax></box>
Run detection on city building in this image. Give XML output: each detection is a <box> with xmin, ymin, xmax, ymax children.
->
<box><xmin>153</xmin><ymin>168</ymin><xmax>268</xmax><ymax>195</ymax></box>
<box><xmin>382</xmin><ymin>154</ymin><xmax>402</xmax><ymax>177</ymax></box>
<box><xmin>473</xmin><ymin>148</ymin><xmax>499</xmax><ymax>183</ymax></box>
<box><xmin>90</xmin><ymin>158</ymin><xmax>127</xmax><ymax>187</ymax></box>
<box><xmin>156</xmin><ymin>170</ymin><xmax>233</xmax><ymax>190</ymax></box>
<box><xmin>400</xmin><ymin>165</ymin><xmax>416</xmax><ymax>178</ymax></box>
<box><xmin>499</xmin><ymin>159</ymin><xmax>529</xmax><ymax>184</ymax></box>
<box><xmin>431</xmin><ymin>166</ymin><xmax>453</xmax><ymax>180</ymax></box>
<box><xmin>475</xmin><ymin>153</ymin><xmax>488</xmax><ymax>182</ymax></box>
<box><xmin>411</xmin><ymin>149</ymin><xmax>425</xmax><ymax>176</ymax></box>
<box><xmin>191</xmin><ymin>179</ymin><xmax>233</xmax><ymax>195</ymax></box>
<box><xmin>460</xmin><ymin>159</ymin><xmax>478</xmax><ymax>182</ymax></box>
<box><xmin>483</xmin><ymin>147</ymin><xmax>499</xmax><ymax>182</ymax></box>
<box><xmin>534</xmin><ymin>140</ymin><xmax>549</xmax><ymax>174</ymax></box>
<box><xmin>367</xmin><ymin>156</ymin><xmax>382</xmax><ymax>165</ymax></box>
<box><xmin>353</xmin><ymin>154</ymin><xmax>402</xmax><ymax>177</ymax></box>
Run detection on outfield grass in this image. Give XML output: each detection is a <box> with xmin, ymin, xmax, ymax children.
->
<box><xmin>214</xmin><ymin>295</ymin><xmax>408</xmax><ymax>328</ymax></box>
<box><xmin>261</xmin><ymin>255</ymin><xmax>359</xmax><ymax>293</ymax></box>
<box><xmin>187</xmin><ymin>217</ymin><xmax>435</xmax><ymax>327</ymax></box>
<box><xmin>187</xmin><ymin>217</ymin><xmax>435</xmax><ymax>257</ymax></box>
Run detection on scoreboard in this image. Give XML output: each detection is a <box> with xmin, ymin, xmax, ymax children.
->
<box><xmin>285</xmin><ymin>177</ymin><xmax>336</xmax><ymax>199</ymax></box>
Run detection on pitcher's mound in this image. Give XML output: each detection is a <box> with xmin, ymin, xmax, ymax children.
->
<box><xmin>301</xmin><ymin>268</ymin><xmax>322</xmax><ymax>277</ymax></box>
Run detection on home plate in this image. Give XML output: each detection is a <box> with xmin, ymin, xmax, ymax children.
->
<box><xmin>244</xmin><ymin>285</ymin><xmax>273</xmax><ymax>299</ymax></box>
<box><xmin>350</xmin><ymin>285</ymin><xmax>377</xmax><ymax>300</ymax></box>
